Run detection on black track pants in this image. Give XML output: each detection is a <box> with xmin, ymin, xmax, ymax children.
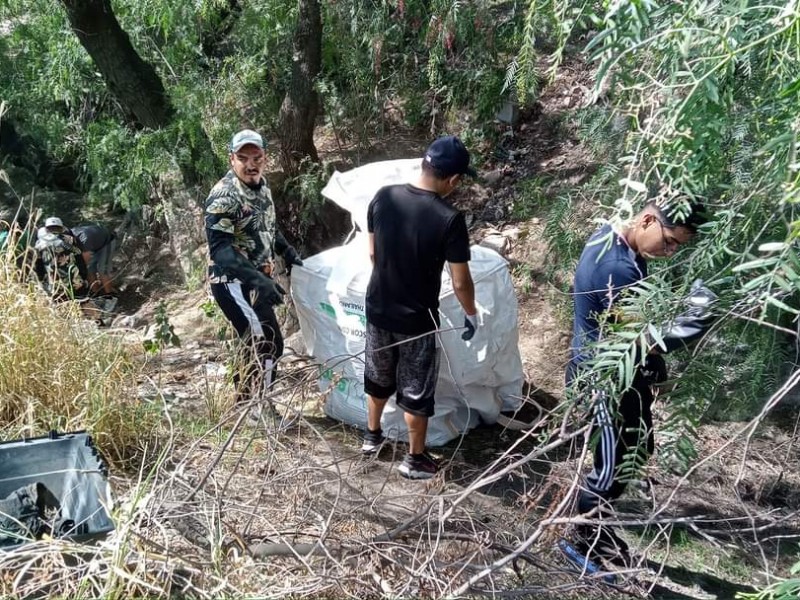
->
<box><xmin>211</xmin><ymin>282</ymin><xmax>283</xmax><ymax>401</ymax></box>
<box><xmin>577</xmin><ymin>369</ymin><xmax>654</xmax><ymax>514</ymax></box>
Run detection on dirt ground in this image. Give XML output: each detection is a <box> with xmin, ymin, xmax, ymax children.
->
<box><xmin>126</xmin><ymin>293</ymin><xmax>800</xmax><ymax>599</ymax></box>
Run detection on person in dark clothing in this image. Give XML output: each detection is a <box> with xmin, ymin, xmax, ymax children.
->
<box><xmin>563</xmin><ymin>198</ymin><xmax>707</xmax><ymax>569</ymax></box>
<box><xmin>204</xmin><ymin>129</ymin><xmax>303</xmax><ymax>408</ymax></box>
<box><xmin>71</xmin><ymin>224</ymin><xmax>116</xmax><ymax>296</ymax></box>
<box><xmin>361</xmin><ymin>135</ymin><xmax>479</xmax><ymax>480</ymax></box>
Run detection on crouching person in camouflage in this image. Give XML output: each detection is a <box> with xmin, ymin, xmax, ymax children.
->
<box><xmin>204</xmin><ymin>129</ymin><xmax>303</xmax><ymax>410</ymax></box>
<box><xmin>34</xmin><ymin>217</ymin><xmax>89</xmax><ymax>303</ymax></box>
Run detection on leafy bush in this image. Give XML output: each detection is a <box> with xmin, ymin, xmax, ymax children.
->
<box><xmin>142</xmin><ymin>300</ymin><xmax>181</xmax><ymax>354</ymax></box>
<box><xmin>533</xmin><ymin>2</ymin><xmax>800</xmax><ymax>448</ymax></box>
<box><xmin>321</xmin><ymin>0</ymin><xmax>522</xmax><ymax>136</ymax></box>
<box><xmin>2</xmin><ymin>0</ymin><xmax>528</xmax><ymax>224</ymax></box>
<box><xmin>738</xmin><ymin>558</ymin><xmax>800</xmax><ymax>600</ymax></box>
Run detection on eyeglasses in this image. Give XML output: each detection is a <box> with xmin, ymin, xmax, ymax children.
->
<box><xmin>655</xmin><ymin>218</ymin><xmax>681</xmax><ymax>256</ymax></box>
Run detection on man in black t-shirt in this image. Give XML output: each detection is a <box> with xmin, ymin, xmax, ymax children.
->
<box><xmin>71</xmin><ymin>224</ymin><xmax>117</xmax><ymax>296</ymax></box>
<box><xmin>362</xmin><ymin>136</ymin><xmax>479</xmax><ymax>480</ymax></box>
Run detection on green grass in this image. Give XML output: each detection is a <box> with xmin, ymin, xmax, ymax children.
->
<box><xmin>637</xmin><ymin>526</ymin><xmax>756</xmax><ymax>583</ymax></box>
<box><xmin>512</xmin><ymin>175</ymin><xmax>554</xmax><ymax>221</ymax></box>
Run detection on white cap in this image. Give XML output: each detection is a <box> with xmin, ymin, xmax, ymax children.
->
<box><xmin>45</xmin><ymin>216</ymin><xmax>64</xmax><ymax>229</ymax></box>
<box><xmin>229</xmin><ymin>129</ymin><xmax>265</xmax><ymax>153</ymax></box>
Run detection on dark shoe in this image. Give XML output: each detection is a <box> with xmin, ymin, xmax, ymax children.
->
<box><xmin>557</xmin><ymin>538</ymin><xmax>616</xmax><ymax>584</ymax></box>
<box><xmin>398</xmin><ymin>452</ymin><xmax>438</xmax><ymax>480</ymax></box>
<box><xmin>573</xmin><ymin>524</ymin><xmax>631</xmax><ymax>567</ymax></box>
<box><xmin>361</xmin><ymin>428</ymin><xmax>385</xmax><ymax>455</ymax></box>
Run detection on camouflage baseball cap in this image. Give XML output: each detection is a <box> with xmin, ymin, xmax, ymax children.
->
<box><xmin>229</xmin><ymin>129</ymin><xmax>265</xmax><ymax>153</ymax></box>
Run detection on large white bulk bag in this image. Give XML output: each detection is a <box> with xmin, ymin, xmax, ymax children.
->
<box><xmin>320</xmin><ymin>158</ymin><xmax>421</xmax><ymax>234</ymax></box>
<box><xmin>290</xmin><ymin>160</ymin><xmax>523</xmax><ymax>446</ymax></box>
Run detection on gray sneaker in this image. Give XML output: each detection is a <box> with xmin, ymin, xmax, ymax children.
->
<box><xmin>398</xmin><ymin>452</ymin><xmax>438</xmax><ymax>480</ymax></box>
<box><xmin>247</xmin><ymin>402</ymin><xmax>281</xmax><ymax>426</ymax></box>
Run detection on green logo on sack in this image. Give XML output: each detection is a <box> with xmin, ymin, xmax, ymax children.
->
<box><xmin>320</xmin><ymin>302</ymin><xmax>337</xmax><ymax>319</ymax></box>
<box><xmin>320</xmin><ymin>367</ymin><xmax>348</xmax><ymax>392</ymax></box>
<box><xmin>319</xmin><ymin>302</ymin><xmax>366</xmax><ymax>326</ymax></box>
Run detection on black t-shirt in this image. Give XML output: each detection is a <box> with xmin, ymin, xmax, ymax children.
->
<box><xmin>71</xmin><ymin>224</ymin><xmax>112</xmax><ymax>252</ymax></box>
<box><xmin>366</xmin><ymin>184</ymin><xmax>471</xmax><ymax>335</ymax></box>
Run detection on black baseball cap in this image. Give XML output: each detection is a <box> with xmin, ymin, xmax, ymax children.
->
<box><xmin>424</xmin><ymin>135</ymin><xmax>477</xmax><ymax>178</ymax></box>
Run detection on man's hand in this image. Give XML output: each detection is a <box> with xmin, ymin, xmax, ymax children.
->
<box><xmin>462</xmin><ymin>312</ymin><xmax>478</xmax><ymax>341</ymax></box>
<box><xmin>255</xmin><ymin>276</ymin><xmax>286</xmax><ymax>306</ymax></box>
<box><xmin>283</xmin><ymin>246</ymin><xmax>304</xmax><ymax>275</ymax></box>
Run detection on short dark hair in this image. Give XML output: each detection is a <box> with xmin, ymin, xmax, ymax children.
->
<box><xmin>646</xmin><ymin>198</ymin><xmax>708</xmax><ymax>234</ymax></box>
<box><xmin>421</xmin><ymin>158</ymin><xmax>454</xmax><ymax>181</ymax></box>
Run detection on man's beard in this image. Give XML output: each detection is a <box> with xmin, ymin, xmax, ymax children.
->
<box><xmin>244</xmin><ymin>176</ymin><xmax>264</xmax><ymax>191</ymax></box>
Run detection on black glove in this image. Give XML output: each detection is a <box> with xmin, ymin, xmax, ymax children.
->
<box><xmin>660</xmin><ymin>279</ymin><xmax>718</xmax><ymax>353</ymax></box>
<box><xmin>641</xmin><ymin>354</ymin><xmax>668</xmax><ymax>385</ymax></box>
<box><xmin>462</xmin><ymin>313</ymin><xmax>478</xmax><ymax>341</ymax></box>
<box><xmin>254</xmin><ymin>276</ymin><xmax>286</xmax><ymax>306</ymax></box>
<box><xmin>283</xmin><ymin>246</ymin><xmax>304</xmax><ymax>275</ymax></box>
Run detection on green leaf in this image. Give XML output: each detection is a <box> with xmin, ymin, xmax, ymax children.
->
<box><xmin>619</xmin><ymin>178</ymin><xmax>648</xmax><ymax>193</ymax></box>
<box><xmin>765</xmin><ymin>296</ymin><xmax>799</xmax><ymax>315</ymax></box>
<box><xmin>703</xmin><ymin>78</ymin><xmax>719</xmax><ymax>104</ymax></box>
<box><xmin>758</xmin><ymin>242</ymin><xmax>787</xmax><ymax>253</ymax></box>
<box><xmin>732</xmin><ymin>257</ymin><xmax>779</xmax><ymax>272</ymax></box>
<box><xmin>741</xmin><ymin>273</ymin><xmax>773</xmax><ymax>292</ymax></box>
<box><xmin>779</xmin><ymin>76</ymin><xmax>800</xmax><ymax>99</ymax></box>
<box><xmin>647</xmin><ymin>323</ymin><xmax>666</xmax><ymax>351</ymax></box>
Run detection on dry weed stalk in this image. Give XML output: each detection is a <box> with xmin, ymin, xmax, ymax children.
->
<box><xmin>0</xmin><ymin>252</ymin><xmax>158</xmax><ymax>466</ymax></box>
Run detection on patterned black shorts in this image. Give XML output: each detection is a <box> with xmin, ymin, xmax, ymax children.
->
<box><xmin>363</xmin><ymin>322</ymin><xmax>438</xmax><ymax>417</ymax></box>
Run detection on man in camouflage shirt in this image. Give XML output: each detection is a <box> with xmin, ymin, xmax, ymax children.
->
<box><xmin>205</xmin><ymin>129</ymin><xmax>303</xmax><ymax>406</ymax></box>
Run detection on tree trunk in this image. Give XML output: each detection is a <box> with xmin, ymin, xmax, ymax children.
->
<box><xmin>60</xmin><ymin>0</ymin><xmax>173</xmax><ymax>129</ymax></box>
<box><xmin>277</xmin><ymin>0</ymin><xmax>322</xmax><ymax>177</ymax></box>
<box><xmin>199</xmin><ymin>0</ymin><xmax>243</xmax><ymax>63</ymax></box>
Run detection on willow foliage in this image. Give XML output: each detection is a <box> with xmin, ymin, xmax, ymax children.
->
<box><xmin>511</xmin><ymin>1</ymin><xmax>800</xmax><ymax>475</ymax></box>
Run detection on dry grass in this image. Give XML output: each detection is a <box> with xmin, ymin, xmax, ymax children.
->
<box><xmin>0</xmin><ymin>239</ymin><xmax>796</xmax><ymax>599</ymax></box>
<box><xmin>0</xmin><ymin>309</ymin><xmax>794</xmax><ymax>599</ymax></box>
<box><xmin>0</xmin><ymin>345</ymin><xmax>586</xmax><ymax>600</ymax></box>
<box><xmin>0</xmin><ymin>252</ymin><xmax>159</xmax><ymax>467</ymax></box>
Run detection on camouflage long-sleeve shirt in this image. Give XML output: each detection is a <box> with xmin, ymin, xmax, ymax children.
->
<box><xmin>204</xmin><ymin>171</ymin><xmax>290</xmax><ymax>285</ymax></box>
<box><xmin>34</xmin><ymin>229</ymin><xmax>87</xmax><ymax>298</ymax></box>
